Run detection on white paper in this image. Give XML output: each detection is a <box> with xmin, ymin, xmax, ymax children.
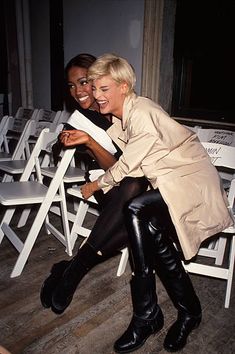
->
<box><xmin>89</xmin><ymin>169</ymin><xmax>105</xmax><ymax>181</ymax></box>
<box><xmin>197</xmin><ymin>128</ymin><xmax>235</xmax><ymax>146</ymax></box>
<box><xmin>67</xmin><ymin>110</ymin><xmax>117</xmax><ymax>154</ymax></box>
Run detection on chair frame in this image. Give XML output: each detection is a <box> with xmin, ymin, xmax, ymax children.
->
<box><xmin>183</xmin><ymin>142</ymin><xmax>235</xmax><ymax>308</ymax></box>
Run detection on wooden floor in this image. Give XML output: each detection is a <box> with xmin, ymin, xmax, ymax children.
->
<box><xmin>0</xmin><ymin>206</ymin><xmax>234</xmax><ymax>354</ymax></box>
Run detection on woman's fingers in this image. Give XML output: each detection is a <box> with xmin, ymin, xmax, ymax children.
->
<box><xmin>81</xmin><ymin>183</ymin><xmax>93</xmax><ymax>199</ymax></box>
<box><xmin>59</xmin><ymin>130</ymin><xmax>90</xmax><ymax>146</ymax></box>
<box><xmin>80</xmin><ymin>181</ymin><xmax>99</xmax><ymax>199</ymax></box>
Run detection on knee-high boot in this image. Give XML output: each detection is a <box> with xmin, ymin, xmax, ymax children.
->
<box><xmin>51</xmin><ymin>242</ymin><xmax>103</xmax><ymax>314</ymax></box>
<box><xmin>149</xmin><ymin>223</ymin><xmax>202</xmax><ymax>352</ymax></box>
<box><xmin>114</xmin><ymin>274</ymin><xmax>164</xmax><ymax>353</ymax></box>
<box><xmin>114</xmin><ymin>209</ymin><xmax>164</xmax><ymax>353</ymax></box>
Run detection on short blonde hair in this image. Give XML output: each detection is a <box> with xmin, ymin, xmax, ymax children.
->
<box><xmin>88</xmin><ymin>53</ymin><xmax>136</xmax><ymax>94</ymax></box>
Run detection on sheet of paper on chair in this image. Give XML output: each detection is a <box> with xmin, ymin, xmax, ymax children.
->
<box><xmin>67</xmin><ymin>110</ymin><xmax>117</xmax><ymax>154</ymax></box>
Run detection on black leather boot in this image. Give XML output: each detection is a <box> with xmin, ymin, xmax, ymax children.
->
<box><xmin>149</xmin><ymin>223</ymin><xmax>202</xmax><ymax>352</ymax></box>
<box><xmin>51</xmin><ymin>242</ymin><xmax>102</xmax><ymax>314</ymax></box>
<box><xmin>40</xmin><ymin>260</ymin><xmax>70</xmax><ymax>309</ymax></box>
<box><xmin>114</xmin><ymin>274</ymin><xmax>164</xmax><ymax>353</ymax></box>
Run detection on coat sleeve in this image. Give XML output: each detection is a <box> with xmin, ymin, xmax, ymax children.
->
<box><xmin>97</xmin><ymin>131</ymin><xmax>153</xmax><ymax>188</ymax></box>
<box><xmin>97</xmin><ymin>126</ymin><xmax>170</xmax><ymax>188</ymax></box>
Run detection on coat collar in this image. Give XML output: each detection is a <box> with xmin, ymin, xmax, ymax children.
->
<box><xmin>122</xmin><ymin>93</ymin><xmax>137</xmax><ymax>130</ymax></box>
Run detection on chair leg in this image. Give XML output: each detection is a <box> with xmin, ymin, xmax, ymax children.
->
<box><xmin>17</xmin><ymin>208</ymin><xmax>32</xmax><ymax>228</ymax></box>
<box><xmin>70</xmin><ymin>199</ymin><xmax>90</xmax><ymax>249</ymax></box>
<box><xmin>10</xmin><ymin>203</ymin><xmax>54</xmax><ymax>277</ymax></box>
<box><xmin>0</xmin><ymin>208</ymin><xmax>16</xmax><ymax>243</ymax></box>
<box><xmin>215</xmin><ymin>236</ymin><xmax>227</xmax><ymax>265</ymax></box>
<box><xmin>225</xmin><ymin>235</ymin><xmax>235</xmax><ymax>308</ymax></box>
<box><xmin>59</xmin><ymin>184</ymin><xmax>72</xmax><ymax>256</ymax></box>
<box><xmin>116</xmin><ymin>247</ymin><xmax>129</xmax><ymax>276</ymax></box>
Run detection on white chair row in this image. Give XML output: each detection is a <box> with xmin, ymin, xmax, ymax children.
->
<box><xmin>0</xmin><ymin>128</ymin><xmax>76</xmax><ymax>278</ymax></box>
<box><xmin>0</xmin><ymin>108</ymin><xmax>70</xmax><ymax>182</ymax></box>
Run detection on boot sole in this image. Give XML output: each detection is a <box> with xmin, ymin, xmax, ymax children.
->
<box><xmin>114</xmin><ymin>322</ymin><xmax>164</xmax><ymax>353</ymax></box>
<box><xmin>163</xmin><ymin>317</ymin><xmax>201</xmax><ymax>352</ymax></box>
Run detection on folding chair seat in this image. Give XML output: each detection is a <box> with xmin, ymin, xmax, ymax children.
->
<box><xmin>183</xmin><ymin>142</ymin><xmax>235</xmax><ymax>308</ymax></box>
<box><xmin>0</xmin><ymin>128</ymin><xmax>76</xmax><ymax>278</ymax></box>
<box><xmin>66</xmin><ymin>184</ymin><xmax>129</xmax><ymax>277</ymax></box>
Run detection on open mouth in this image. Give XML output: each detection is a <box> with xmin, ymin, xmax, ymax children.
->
<box><xmin>78</xmin><ymin>95</ymin><xmax>89</xmax><ymax>103</ymax></box>
<box><xmin>97</xmin><ymin>100</ymin><xmax>108</xmax><ymax>109</ymax></box>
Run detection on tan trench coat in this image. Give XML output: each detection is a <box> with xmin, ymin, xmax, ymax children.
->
<box><xmin>99</xmin><ymin>94</ymin><xmax>233</xmax><ymax>260</ymax></box>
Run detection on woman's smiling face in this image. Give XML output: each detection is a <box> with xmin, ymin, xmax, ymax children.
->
<box><xmin>67</xmin><ymin>66</ymin><xmax>98</xmax><ymax>110</ymax></box>
<box><xmin>92</xmin><ymin>75</ymin><xmax>127</xmax><ymax>118</ymax></box>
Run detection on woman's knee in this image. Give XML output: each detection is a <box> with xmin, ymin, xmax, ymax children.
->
<box><xmin>124</xmin><ymin>193</ymin><xmax>149</xmax><ymax>219</ymax></box>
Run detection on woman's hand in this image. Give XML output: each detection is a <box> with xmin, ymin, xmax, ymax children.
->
<box><xmin>60</xmin><ymin>130</ymin><xmax>91</xmax><ymax>147</ymax></box>
<box><xmin>80</xmin><ymin>180</ymin><xmax>100</xmax><ymax>199</ymax></box>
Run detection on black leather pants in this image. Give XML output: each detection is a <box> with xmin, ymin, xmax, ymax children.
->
<box><xmin>124</xmin><ymin>188</ymin><xmax>175</xmax><ymax>275</ymax></box>
<box><xmin>87</xmin><ymin>176</ymin><xmax>149</xmax><ymax>257</ymax></box>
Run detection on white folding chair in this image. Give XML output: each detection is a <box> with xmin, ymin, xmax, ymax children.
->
<box><xmin>0</xmin><ymin>119</ymin><xmax>37</xmax><ymax>181</ymax></box>
<box><xmin>0</xmin><ymin>115</ymin><xmax>13</xmax><ymax>147</ymax></box>
<box><xmin>39</xmin><ymin>110</ymin><xmax>87</xmax><ymax>226</ymax></box>
<box><xmin>183</xmin><ymin>142</ymin><xmax>235</xmax><ymax>308</ymax></box>
<box><xmin>0</xmin><ymin>117</ymin><xmax>67</xmax><ymax>229</ymax></box>
<box><xmin>0</xmin><ymin>116</ymin><xmax>14</xmax><ymax>159</ymax></box>
<box><xmin>196</xmin><ymin>142</ymin><xmax>235</xmax><ymax>266</ymax></box>
<box><xmin>1</xmin><ymin>108</ymin><xmax>39</xmax><ymax>151</ymax></box>
<box><xmin>0</xmin><ymin>111</ymin><xmax>85</xmax><ymax>231</ymax></box>
<box><xmin>0</xmin><ymin>106</ymin><xmax>38</xmax><ymax>159</ymax></box>
<box><xmin>55</xmin><ymin>110</ymin><xmax>71</xmax><ymax>126</ymax></box>
<box><xmin>185</xmin><ymin>128</ymin><xmax>235</xmax><ymax>266</ymax></box>
<box><xmin>0</xmin><ymin>128</ymin><xmax>76</xmax><ymax>278</ymax></box>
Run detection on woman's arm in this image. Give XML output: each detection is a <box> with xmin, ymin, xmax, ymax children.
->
<box><xmin>60</xmin><ymin>130</ymin><xmax>117</xmax><ymax>170</ymax></box>
<box><xmin>80</xmin><ymin>130</ymin><xmax>159</xmax><ymax>199</ymax></box>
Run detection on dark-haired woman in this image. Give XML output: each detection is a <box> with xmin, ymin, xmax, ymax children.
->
<box><xmin>40</xmin><ymin>54</ymin><xmax>149</xmax><ymax>312</ymax></box>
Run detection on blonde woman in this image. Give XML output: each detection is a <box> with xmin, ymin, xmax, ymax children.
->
<box><xmin>52</xmin><ymin>54</ymin><xmax>232</xmax><ymax>353</ymax></box>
